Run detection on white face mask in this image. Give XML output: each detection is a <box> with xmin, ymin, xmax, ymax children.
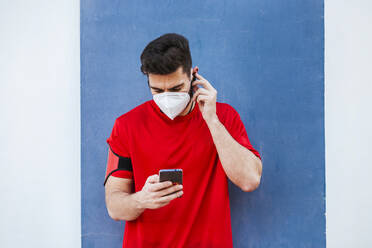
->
<box><xmin>153</xmin><ymin>92</ymin><xmax>190</xmax><ymax>120</ymax></box>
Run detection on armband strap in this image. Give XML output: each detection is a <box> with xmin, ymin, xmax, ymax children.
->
<box><xmin>103</xmin><ymin>146</ymin><xmax>133</xmax><ymax>186</ymax></box>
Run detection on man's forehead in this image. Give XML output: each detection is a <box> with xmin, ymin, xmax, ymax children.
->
<box><xmin>148</xmin><ymin>79</ymin><xmax>187</xmax><ymax>90</ymax></box>
<box><xmin>148</xmin><ymin>66</ymin><xmax>190</xmax><ymax>86</ymax></box>
<box><xmin>148</xmin><ymin>75</ymin><xmax>188</xmax><ymax>89</ymax></box>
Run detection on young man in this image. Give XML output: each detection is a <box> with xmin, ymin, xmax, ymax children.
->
<box><xmin>104</xmin><ymin>33</ymin><xmax>262</xmax><ymax>248</ymax></box>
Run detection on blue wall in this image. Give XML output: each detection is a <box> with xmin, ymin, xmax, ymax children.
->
<box><xmin>81</xmin><ymin>1</ymin><xmax>325</xmax><ymax>247</ymax></box>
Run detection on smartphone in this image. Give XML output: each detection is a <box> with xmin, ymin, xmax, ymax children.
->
<box><xmin>159</xmin><ymin>169</ymin><xmax>183</xmax><ymax>197</ymax></box>
<box><xmin>159</xmin><ymin>169</ymin><xmax>183</xmax><ymax>185</ymax></box>
<box><xmin>189</xmin><ymin>72</ymin><xmax>197</xmax><ymax>98</ymax></box>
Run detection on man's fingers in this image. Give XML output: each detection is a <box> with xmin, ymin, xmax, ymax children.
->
<box><xmin>156</xmin><ymin>190</ymin><xmax>184</xmax><ymax>204</ymax></box>
<box><xmin>192</xmin><ymin>84</ymin><xmax>199</xmax><ymax>93</ymax></box>
<box><xmin>149</xmin><ymin>181</ymin><xmax>173</xmax><ymax>192</ymax></box>
<box><xmin>196</xmin><ymin>95</ymin><xmax>209</xmax><ymax>104</ymax></box>
<box><xmin>156</xmin><ymin>184</ymin><xmax>183</xmax><ymax>197</ymax></box>
<box><xmin>192</xmin><ymin>80</ymin><xmax>214</xmax><ymax>92</ymax></box>
<box><xmin>191</xmin><ymin>87</ymin><xmax>209</xmax><ymax>102</ymax></box>
<box><xmin>194</xmin><ymin>71</ymin><xmax>205</xmax><ymax>80</ymax></box>
<box><xmin>146</xmin><ymin>174</ymin><xmax>159</xmax><ymax>184</ymax></box>
<box><xmin>156</xmin><ymin>201</ymin><xmax>171</xmax><ymax>208</ymax></box>
<box><xmin>193</xmin><ymin>72</ymin><xmax>213</xmax><ymax>90</ymax></box>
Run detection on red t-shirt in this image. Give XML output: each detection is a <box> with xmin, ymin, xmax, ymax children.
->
<box><xmin>104</xmin><ymin>99</ymin><xmax>261</xmax><ymax>248</ymax></box>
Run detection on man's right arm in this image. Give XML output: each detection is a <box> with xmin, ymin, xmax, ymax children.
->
<box><xmin>105</xmin><ymin>174</ymin><xmax>184</xmax><ymax>221</ymax></box>
<box><xmin>105</xmin><ymin>176</ymin><xmax>145</xmax><ymax>221</ymax></box>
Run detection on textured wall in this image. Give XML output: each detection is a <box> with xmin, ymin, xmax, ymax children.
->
<box><xmin>81</xmin><ymin>1</ymin><xmax>325</xmax><ymax>247</ymax></box>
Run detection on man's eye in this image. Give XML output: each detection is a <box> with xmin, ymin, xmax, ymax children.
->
<box><xmin>170</xmin><ymin>88</ymin><xmax>181</xmax><ymax>91</ymax></box>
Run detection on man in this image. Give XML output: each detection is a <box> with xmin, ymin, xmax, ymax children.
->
<box><xmin>104</xmin><ymin>33</ymin><xmax>262</xmax><ymax>248</ymax></box>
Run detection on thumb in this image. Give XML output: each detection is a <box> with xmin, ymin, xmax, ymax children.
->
<box><xmin>146</xmin><ymin>174</ymin><xmax>159</xmax><ymax>184</ymax></box>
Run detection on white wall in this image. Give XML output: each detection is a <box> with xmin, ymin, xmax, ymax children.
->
<box><xmin>0</xmin><ymin>1</ymin><xmax>80</xmax><ymax>247</ymax></box>
<box><xmin>325</xmin><ymin>1</ymin><xmax>372</xmax><ymax>247</ymax></box>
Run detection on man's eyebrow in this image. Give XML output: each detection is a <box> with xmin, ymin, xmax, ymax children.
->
<box><xmin>150</xmin><ymin>82</ymin><xmax>184</xmax><ymax>91</ymax></box>
<box><xmin>169</xmin><ymin>83</ymin><xmax>184</xmax><ymax>90</ymax></box>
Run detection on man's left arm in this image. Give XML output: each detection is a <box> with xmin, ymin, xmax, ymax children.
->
<box><xmin>206</xmin><ymin>117</ymin><xmax>262</xmax><ymax>192</ymax></box>
<box><xmin>191</xmin><ymin>71</ymin><xmax>262</xmax><ymax>192</ymax></box>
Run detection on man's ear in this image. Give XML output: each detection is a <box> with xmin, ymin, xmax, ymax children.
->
<box><xmin>191</xmin><ymin>66</ymin><xmax>198</xmax><ymax>76</ymax></box>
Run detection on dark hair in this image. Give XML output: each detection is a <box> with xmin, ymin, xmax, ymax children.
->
<box><xmin>140</xmin><ymin>33</ymin><xmax>192</xmax><ymax>79</ymax></box>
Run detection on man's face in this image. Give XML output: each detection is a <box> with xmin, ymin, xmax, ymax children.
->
<box><xmin>148</xmin><ymin>66</ymin><xmax>193</xmax><ymax>95</ymax></box>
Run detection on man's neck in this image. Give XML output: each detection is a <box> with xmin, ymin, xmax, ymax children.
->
<box><xmin>179</xmin><ymin>99</ymin><xmax>195</xmax><ymax>116</ymax></box>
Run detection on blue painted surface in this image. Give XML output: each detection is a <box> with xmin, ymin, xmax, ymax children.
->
<box><xmin>81</xmin><ymin>1</ymin><xmax>325</xmax><ymax>247</ymax></box>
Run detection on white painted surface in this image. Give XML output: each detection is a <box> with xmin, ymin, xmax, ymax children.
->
<box><xmin>0</xmin><ymin>1</ymin><xmax>80</xmax><ymax>247</ymax></box>
<box><xmin>325</xmin><ymin>1</ymin><xmax>372</xmax><ymax>247</ymax></box>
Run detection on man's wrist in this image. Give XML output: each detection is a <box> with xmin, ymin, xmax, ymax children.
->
<box><xmin>206</xmin><ymin>115</ymin><xmax>222</xmax><ymax>131</ymax></box>
<box><xmin>132</xmin><ymin>191</ymin><xmax>146</xmax><ymax>211</ymax></box>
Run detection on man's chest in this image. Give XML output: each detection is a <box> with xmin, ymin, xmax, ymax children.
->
<box><xmin>129</xmin><ymin>118</ymin><xmax>218</xmax><ymax>177</ymax></box>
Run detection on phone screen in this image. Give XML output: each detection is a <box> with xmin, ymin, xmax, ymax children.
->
<box><xmin>159</xmin><ymin>169</ymin><xmax>183</xmax><ymax>185</ymax></box>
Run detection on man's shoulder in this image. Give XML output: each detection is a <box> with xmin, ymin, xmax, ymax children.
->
<box><xmin>116</xmin><ymin>100</ymin><xmax>152</xmax><ymax>123</ymax></box>
<box><xmin>216</xmin><ymin>101</ymin><xmax>239</xmax><ymax>120</ymax></box>
<box><xmin>216</xmin><ymin>101</ymin><xmax>232</xmax><ymax>111</ymax></box>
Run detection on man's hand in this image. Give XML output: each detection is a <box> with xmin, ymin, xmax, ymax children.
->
<box><xmin>190</xmin><ymin>71</ymin><xmax>218</xmax><ymax>124</ymax></box>
<box><xmin>136</xmin><ymin>174</ymin><xmax>183</xmax><ymax>210</ymax></box>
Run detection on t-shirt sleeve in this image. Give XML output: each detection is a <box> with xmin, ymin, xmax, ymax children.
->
<box><xmin>103</xmin><ymin>118</ymin><xmax>134</xmax><ymax>186</ymax></box>
<box><xmin>222</xmin><ymin>104</ymin><xmax>261</xmax><ymax>160</ymax></box>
